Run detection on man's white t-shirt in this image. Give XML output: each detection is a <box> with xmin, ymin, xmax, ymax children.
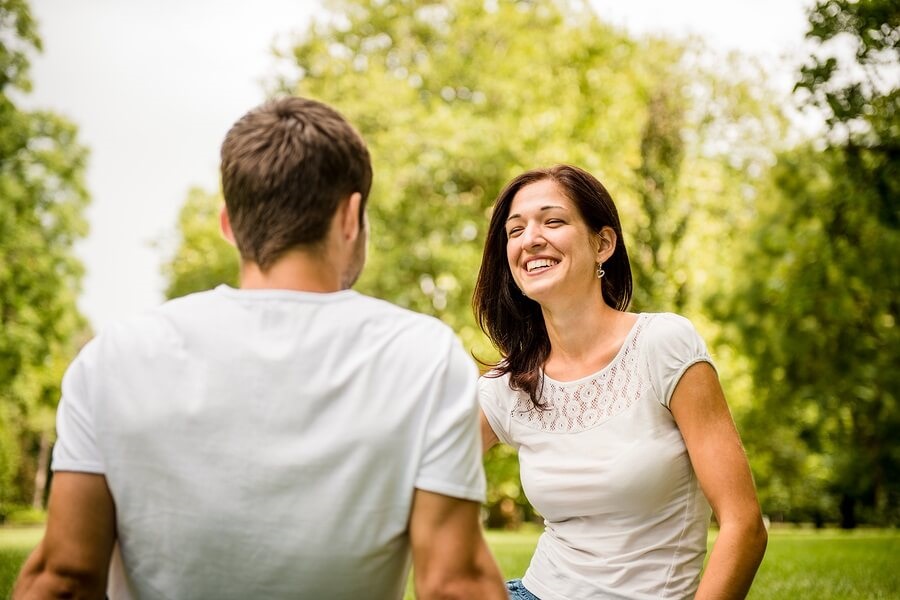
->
<box><xmin>480</xmin><ymin>313</ymin><xmax>714</xmax><ymax>600</ymax></box>
<box><xmin>52</xmin><ymin>285</ymin><xmax>485</xmax><ymax>600</ymax></box>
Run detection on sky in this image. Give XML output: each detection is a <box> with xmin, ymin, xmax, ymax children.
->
<box><xmin>22</xmin><ymin>0</ymin><xmax>815</xmax><ymax>331</ymax></box>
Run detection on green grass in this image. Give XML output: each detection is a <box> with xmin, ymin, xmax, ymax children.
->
<box><xmin>748</xmin><ymin>528</ymin><xmax>900</xmax><ymax>599</ymax></box>
<box><xmin>0</xmin><ymin>526</ymin><xmax>43</xmax><ymax>598</ymax></box>
<box><xmin>484</xmin><ymin>527</ymin><xmax>541</xmax><ymax>578</ymax></box>
<box><xmin>3</xmin><ymin>525</ymin><xmax>898</xmax><ymax>599</ymax></box>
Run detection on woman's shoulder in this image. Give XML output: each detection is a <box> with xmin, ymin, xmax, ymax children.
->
<box><xmin>477</xmin><ymin>369</ymin><xmax>522</xmax><ymax>446</ymax></box>
<box><xmin>638</xmin><ymin>312</ymin><xmax>704</xmax><ymax>345</ymax></box>
<box><xmin>636</xmin><ymin>312</ymin><xmax>711</xmax><ymax>366</ymax></box>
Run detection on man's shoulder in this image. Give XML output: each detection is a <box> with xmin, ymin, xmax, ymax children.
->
<box><xmin>89</xmin><ymin>290</ymin><xmax>221</xmax><ymax>350</ymax></box>
<box><xmin>351</xmin><ymin>293</ymin><xmax>451</xmax><ymax>331</ymax></box>
<box><xmin>155</xmin><ymin>287</ymin><xmax>227</xmax><ymax>315</ymax></box>
<box><xmin>93</xmin><ymin>289</ymin><xmax>461</xmax><ymax>360</ymax></box>
<box><xmin>353</xmin><ymin>296</ymin><xmax>463</xmax><ymax>367</ymax></box>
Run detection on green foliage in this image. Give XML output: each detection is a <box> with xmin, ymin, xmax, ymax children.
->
<box><xmin>0</xmin><ymin>0</ymin><xmax>41</xmax><ymax>92</ymax></box>
<box><xmin>797</xmin><ymin>0</ymin><xmax>899</xmax><ymax>137</ymax></box>
<box><xmin>161</xmin><ymin>187</ymin><xmax>238</xmax><ymax>299</ymax></box>
<box><xmin>0</xmin><ymin>0</ymin><xmax>90</xmax><ymax>513</ymax></box>
<box><xmin>483</xmin><ymin>443</ymin><xmax>535</xmax><ymax>528</ymax></box>
<box><xmin>0</xmin><ymin>406</ymin><xmax>19</xmax><ymax>507</ymax></box>
<box><xmin>720</xmin><ymin>0</ymin><xmax>900</xmax><ymax>527</ymax></box>
<box><xmin>724</xmin><ymin>144</ymin><xmax>900</xmax><ymax>526</ymax></box>
<box><xmin>629</xmin><ymin>79</ymin><xmax>689</xmax><ymax>312</ymax></box>
<box><xmin>0</xmin><ymin>506</ymin><xmax>44</xmax><ymax>526</ymax></box>
<box><xmin>279</xmin><ymin>0</ymin><xmax>698</xmax><ymax>359</ymax></box>
<box><xmin>282</xmin><ymin>0</ymin><xmax>788</xmax><ymax>521</ymax></box>
<box><xmin>162</xmin><ymin>0</ymin><xmax>787</xmax><ymax>523</ymax></box>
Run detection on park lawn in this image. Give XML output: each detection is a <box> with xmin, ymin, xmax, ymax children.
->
<box><xmin>2</xmin><ymin>525</ymin><xmax>898</xmax><ymax>599</ymax></box>
<box><xmin>0</xmin><ymin>526</ymin><xmax>43</xmax><ymax>597</ymax></box>
<box><xmin>747</xmin><ymin>528</ymin><xmax>900</xmax><ymax>599</ymax></box>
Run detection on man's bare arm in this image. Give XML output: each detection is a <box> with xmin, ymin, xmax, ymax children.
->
<box><xmin>409</xmin><ymin>488</ymin><xmax>506</xmax><ymax>600</ymax></box>
<box><xmin>13</xmin><ymin>472</ymin><xmax>116</xmax><ymax>600</ymax></box>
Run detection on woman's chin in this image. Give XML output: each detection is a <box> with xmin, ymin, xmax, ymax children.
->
<box><xmin>521</xmin><ymin>282</ymin><xmax>557</xmax><ymax>304</ymax></box>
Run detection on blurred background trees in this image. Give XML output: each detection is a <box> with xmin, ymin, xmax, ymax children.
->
<box><xmin>0</xmin><ymin>0</ymin><xmax>90</xmax><ymax>519</ymax></box>
<box><xmin>159</xmin><ymin>0</ymin><xmax>782</xmax><ymax>522</ymax></box>
<box><xmin>162</xmin><ymin>0</ymin><xmax>899</xmax><ymax>528</ymax></box>
<box><xmin>718</xmin><ymin>0</ymin><xmax>899</xmax><ymax>528</ymax></box>
<box><xmin>161</xmin><ymin>187</ymin><xmax>238</xmax><ymax>300</ymax></box>
<box><xmin>3</xmin><ymin>0</ymin><xmax>897</xmax><ymax>528</ymax></box>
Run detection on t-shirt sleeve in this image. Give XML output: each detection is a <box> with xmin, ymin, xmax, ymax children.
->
<box><xmin>478</xmin><ymin>375</ymin><xmax>517</xmax><ymax>448</ymax></box>
<box><xmin>414</xmin><ymin>335</ymin><xmax>486</xmax><ymax>503</ymax></box>
<box><xmin>645</xmin><ymin>314</ymin><xmax>716</xmax><ymax>409</ymax></box>
<box><xmin>51</xmin><ymin>338</ymin><xmax>105</xmax><ymax>474</ymax></box>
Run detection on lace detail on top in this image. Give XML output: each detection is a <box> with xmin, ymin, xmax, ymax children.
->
<box><xmin>511</xmin><ymin>316</ymin><xmax>647</xmax><ymax>433</ymax></box>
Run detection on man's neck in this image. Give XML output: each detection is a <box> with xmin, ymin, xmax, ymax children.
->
<box><xmin>239</xmin><ymin>249</ymin><xmax>344</xmax><ymax>293</ymax></box>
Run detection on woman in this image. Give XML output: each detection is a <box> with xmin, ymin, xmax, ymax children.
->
<box><xmin>474</xmin><ymin>165</ymin><xmax>767</xmax><ymax>600</ymax></box>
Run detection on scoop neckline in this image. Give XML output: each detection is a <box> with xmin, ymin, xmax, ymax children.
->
<box><xmin>540</xmin><ymin>312</ymin><xmax>647</xmax><ymax>386</ymax></box>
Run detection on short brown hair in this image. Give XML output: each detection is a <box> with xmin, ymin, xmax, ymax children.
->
<box><xmin>220</xmin><ymin>96</ymin><xmax>372</xmax><ymax>269</ymax></box>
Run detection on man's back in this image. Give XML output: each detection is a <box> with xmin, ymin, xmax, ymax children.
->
<box><xmin>53</xmin><ymin>286</ymin><xmax>484</xmax><ymax>599</ymax></box>
<box><xmin>14</xmin><ymin>96</ymin><xmax>506</xmax><ymax>600</ymax></box>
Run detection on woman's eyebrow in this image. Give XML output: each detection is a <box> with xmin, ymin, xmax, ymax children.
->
<box><xmin>506</xmin><ymin>205</ymin><xmax>566</xmax><ymax>222</ymax></box>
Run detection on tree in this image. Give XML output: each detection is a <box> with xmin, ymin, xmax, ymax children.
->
<box><xmin>0</xmin><ymin>0</ymin><xmax>91</xmax><ymax>515</ymax></box>
<box><xmin>797</xmin><ymin>0</ymin><xmax>899</xmax><ymax>146</ymax></box>
<box><xmin>163</xmin><ymin>0</ymin><xmax>786</xmax><ymax>524</ymax></box>
<box><xmin>721</xmin><ymin>0</ymin><xmax>899</xmax><ymax>527</ymax></box>
<box><xmin>165</xmin><ymin>0</ymin><xmax>785</xmax><ymax>524</ymax></box>
<box><xmin>177</xmin><ymin>0</ymin><xmax>689</xmax><ymax>524</ymax></box>
<box><xmin>277</xmin><ymin>0</ymin><xmax>780</xmax><ymax>344</ymax></box>
<box><xmin>161</xmin><ymin>187</ymin><xmax>238</xmax><ymax>299</ymax></box>
<box><xmin>278</xmin><ymin>0</ymin><xmax>663</xmax><ymax>355</ymax></box>
<box><xmin>629</xmin><ymin>79</ymin><xmax>689</xmax><ymax>312</ymax></box>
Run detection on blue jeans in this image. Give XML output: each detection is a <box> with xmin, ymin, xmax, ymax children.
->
<box><xmin>507</xmin><ymin>578</ymin><xmax>541</xmax><ymax>600</ymax></box>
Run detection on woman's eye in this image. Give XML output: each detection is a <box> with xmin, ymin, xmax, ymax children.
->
<box><xmin>507</xmin><ymin>227</ymin><xmax>523</xmax><ymax>237</ymax></box>
<box><xmin>546</xmin><ymin>219</ymin><xmax>564</xmax><ymax>226</ymax></box>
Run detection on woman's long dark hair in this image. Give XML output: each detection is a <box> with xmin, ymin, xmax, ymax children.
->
<box><xmin>472</xmin><ymin>165</ymin><xmax>633</xmax><ymax>408</ymax></box>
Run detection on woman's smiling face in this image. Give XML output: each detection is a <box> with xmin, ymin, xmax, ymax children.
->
<box><xmin>505</xmin><ymin>179</ymin><xmax>602</xmax><ymax>304</ymax></box>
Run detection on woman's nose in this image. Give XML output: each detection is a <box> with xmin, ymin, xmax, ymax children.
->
<box><xmin>521</xmin><ymin>224</ymin><xmax>545</xmax><ymax>248</ymax></box>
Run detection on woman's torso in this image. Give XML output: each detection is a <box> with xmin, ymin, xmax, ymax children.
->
<box><xmin>479</xmin><ymin>312</ymin><xmax>713</xmax><ymax>600</ymax></box>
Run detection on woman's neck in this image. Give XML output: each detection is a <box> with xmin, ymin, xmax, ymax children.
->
<box><xmin>541</xmin><ymin>293</ymin><xmax>636</xmax><ymax>380</ymax></box>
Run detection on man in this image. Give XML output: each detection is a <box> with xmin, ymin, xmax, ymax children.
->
<box><xmin>13</xmin><ymin>97</ymin><xmax>507</xmax><ymax>599</ymax></box>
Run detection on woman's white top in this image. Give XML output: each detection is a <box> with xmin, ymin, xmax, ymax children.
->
<box><xmin>479</xmin><ymin>313</ymin><xmax>714</xmax><ymax>600</ymax></box>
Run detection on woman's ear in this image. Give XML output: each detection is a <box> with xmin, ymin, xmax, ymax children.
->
<box><xmin>596</xmin><ymin>226</ymin><xmax>617</xmax><ymax>263</ymax></box>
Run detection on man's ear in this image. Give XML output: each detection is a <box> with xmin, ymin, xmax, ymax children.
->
<box><xmin>340</xmin><ymin>192</ymin><xmax>363</xmax><ymax>242</ymax></box>
<box><xmin>220</xmin><ymin>206</ymin><xmax>236</xmax><ymax>246</ymax></box>
<box><xmin>596</xmin><ymin>226</ymin><xmax>617</xmax><ymax>263</ymax></box>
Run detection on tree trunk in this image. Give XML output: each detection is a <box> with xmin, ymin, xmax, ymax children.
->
<box><xmin>31</xmin><ymin>432</ymin><xmax>51</xmax><ymax>509</ymax></box>
<box><xmin>839</xmin><ymin>494</ymin><xmax>857</xmax><ymax>529</ymax></box>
